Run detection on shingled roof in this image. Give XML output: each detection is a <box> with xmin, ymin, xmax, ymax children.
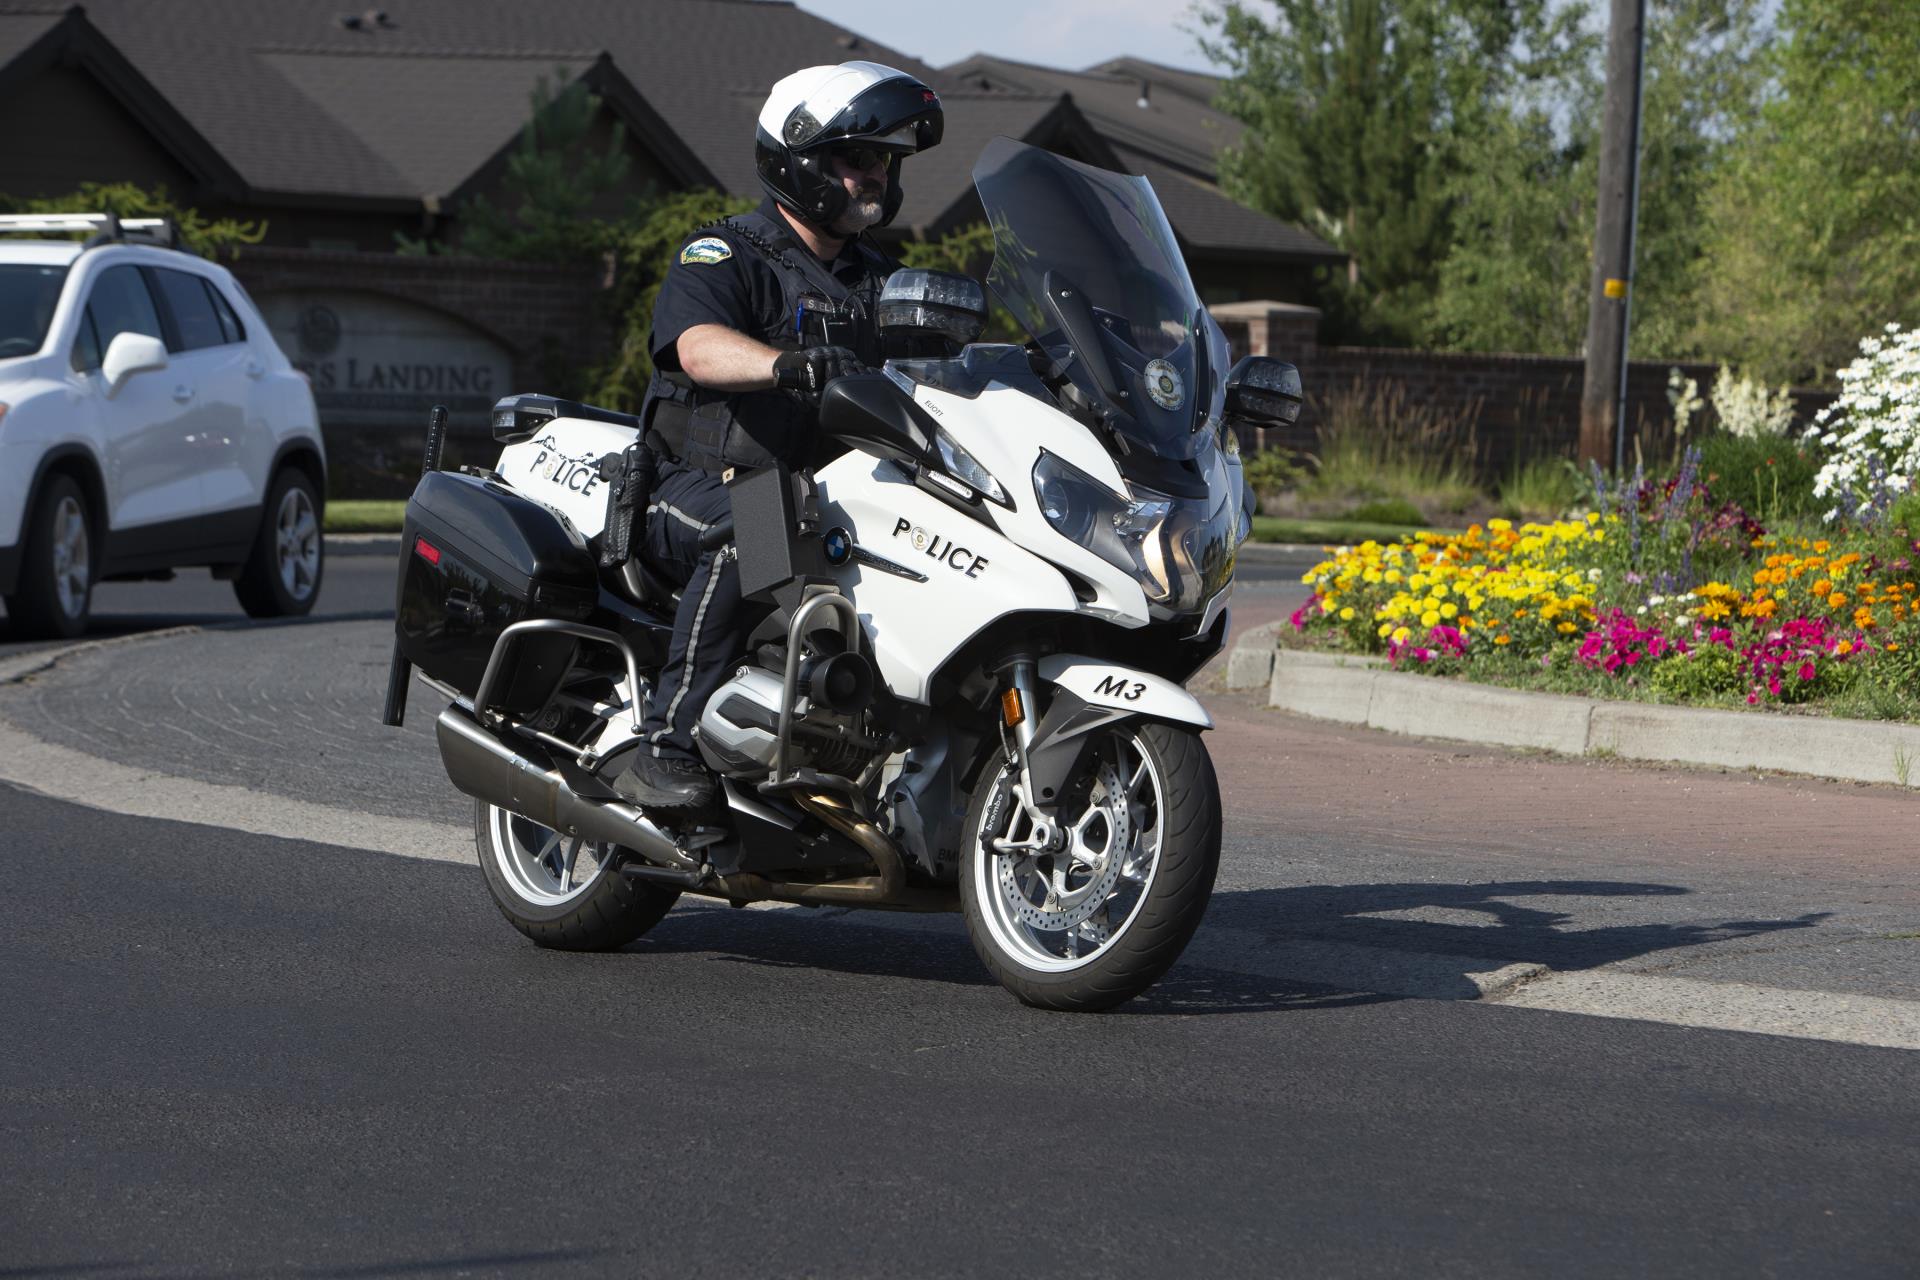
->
<box><xmin>0</xmin><ymin>1</ymin><xmax>1339</xmax><ymax>263</ymax></box>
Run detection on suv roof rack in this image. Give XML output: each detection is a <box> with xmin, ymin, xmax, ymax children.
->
<box><xmin>0</xmin><ymin>212</ymin><xmax>183</xmax><ymax>251</ymax></box>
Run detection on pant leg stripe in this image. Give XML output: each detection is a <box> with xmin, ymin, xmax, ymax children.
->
<box><xmin>646</xmin><ymin>500</ymin><xmax>714</xmax><ymax>533</ymax></box>
<box><xmin>653</xmin><ymin>545</ymin><xmax>730</xmax><ymax>755</ymax></box>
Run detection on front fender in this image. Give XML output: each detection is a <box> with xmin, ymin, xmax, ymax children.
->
<box><xmin>1022</xmin><ymin>655</ymin><xmax>1211</xmax><ymax>806</ymax></box>
<box><xmin>1038</xmin><ymin>654</ymin><xmax>1212</xmax><ymax>729</ymax></box>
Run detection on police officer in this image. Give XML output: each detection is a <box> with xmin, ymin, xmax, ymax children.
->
<box><xmin>616</xmin><ymin>61</ymin><xmax>945</xmax><ymax>809</ymax></box>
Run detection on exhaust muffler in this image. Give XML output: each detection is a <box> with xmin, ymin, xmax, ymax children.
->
<box><xmin>435</xmin><ymin>708</ymin><xmax>698</xmax><ymax>872</ymax></box>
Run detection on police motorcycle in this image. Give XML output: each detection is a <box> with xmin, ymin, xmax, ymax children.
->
<box><xmin>379</xmin><ymin>138</ymin><xmax>1302</xmax><ymax>1010</ymax></box>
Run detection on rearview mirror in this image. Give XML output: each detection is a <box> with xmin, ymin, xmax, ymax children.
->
<box><xmin>817</xmin><ymin>373</ymin><xmax>938</xmax><ymax>470</ymax></box>
<box><xmin>102</xmin><ymin>331</ymin><xmax>168</xmax><ymax>398</ymax></box>
<box><xmin>1223</xmin><ymin>356</ymin><xmax>1303</xmax><ymax>427</ymax></box>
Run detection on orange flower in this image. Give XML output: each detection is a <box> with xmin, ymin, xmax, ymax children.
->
<box><xmin>1812</xmin><ymin>578</ymin><xmax>1832</xmax><ymax>596</ymax></box>
<box><xmin>1829</xmin><ymin>592</ymin><xmax>1849</xmax><ymax>609</ymax></box>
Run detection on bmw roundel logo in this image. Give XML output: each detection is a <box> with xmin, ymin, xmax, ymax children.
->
<box><xmin>822</xmin><ymin>526</ymin><xmax>853</xmax><ymax>565</ymax></box>
<box><xmin>1144</xmin><ymin>358</ymin><xmax>1185</xmax><ymax>410</ymax></box>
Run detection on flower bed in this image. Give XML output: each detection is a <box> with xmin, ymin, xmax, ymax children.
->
<box><xmin>1289</xmin><ymin>326</ymin><xmax>1920</xmax><ymax>721</ymax></box>
<box><xmin>1291</xmin><ymin>518</ymin><xmax>1920</xmax><ymax>719</ymax></box>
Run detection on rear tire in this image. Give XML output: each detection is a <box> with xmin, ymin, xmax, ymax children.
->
<box><xmin>234</xmin><ymin>467</ymin><xmax>323</xmax><ymax>618</ymax></box>
<box><xmin>474</xmin><ymin>800</ymin><xmax>680</xmax><ymax>951</ymax></box>
<box><xmin>960</xmin><ymin>722</ymin><xmax>1221</xmax><ymax>1012</ymax></box>
<box><xmin>3</xmin><ymin>474</ymin><xmax>93</xmax><ymax>640</ymax></box>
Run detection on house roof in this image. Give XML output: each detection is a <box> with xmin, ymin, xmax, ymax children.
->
<box><xmin>0</xmin><ymin>2</ymin><xmax>1339</xmax><ymax>263</ymax></box>
<box><xmin>942</xmin><ymin>53</ymin><xmax>1239</xmax><ymax>178</ymax></box>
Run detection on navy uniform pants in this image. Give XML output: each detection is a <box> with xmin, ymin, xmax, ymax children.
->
<box><xmin>638</xmin><ymin>459</ymin><xmax>755</xmax><ymax>761</ymax></box>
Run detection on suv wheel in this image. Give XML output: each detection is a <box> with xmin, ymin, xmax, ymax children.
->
<box><xmin>234</xmin><ymin>467</ymin><xmax>324</xmax><ymax>618</ymax></box>
<box><xmin>4</xmin><ymin>474</ymin><xmax>94</xmax><ymax>640</ymax></box>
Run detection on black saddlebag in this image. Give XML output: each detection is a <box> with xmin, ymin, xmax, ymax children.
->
<box><xmin>396</xmin><ymin>471</ymin><xmax>598</xmax><ymax>716</ymax></box>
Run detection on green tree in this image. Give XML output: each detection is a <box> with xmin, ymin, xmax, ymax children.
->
<box><xmin>1197</xmin><ymin>0</ymin><xmax>1582</xmax><ymax>345</ymax></box>
<box><xmin>1433</xmin><ymin>0</ymin><xmax>1769</xmax><ymax>358</ymax></box>
<box><xmin>589</xmin><ymin>189</ymin><xmax>754</xmax><ymax>410</ymax></box>
<box><xmin>1697</xmin><ymin>0</ymin><xmax>1920</xmax><ymax>381</ymax></box>
<box><xmin>0</xmin><ymin>181</ymin><xmax>266</xmax><ymax>255</ymax></box>
<box><xmin>406</xmin><ymin>69</ymin><xmax>635</xmax><ymax>263</ymax></box>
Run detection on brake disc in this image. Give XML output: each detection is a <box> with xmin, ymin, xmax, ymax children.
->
<box><xmin>996</xmin><ymin>760</ymin><xmax>1132</xmax><ymax>932</ymax></box>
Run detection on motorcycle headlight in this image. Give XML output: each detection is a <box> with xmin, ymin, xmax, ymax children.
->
<box><xmin>1032</xmin><ymin>451</ymin><xmax>1235</xmax><ymax>612</ymax></box>
<box><xmin>933</xmin><ymin>427</ymin><xmax>1008</xmax><ymax>505</ymax></box>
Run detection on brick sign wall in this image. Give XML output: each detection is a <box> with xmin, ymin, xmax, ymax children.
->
<box><xmin>1211</xmin><ymin>302</ymin><xmax>1838</xmax><ymax>475</ymax></box>
<box><xmin>227</xmin><ymin>247</ymin><xmax>605</xmax><ymax>496</ymax></box>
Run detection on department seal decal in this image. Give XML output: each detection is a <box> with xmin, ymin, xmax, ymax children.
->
<box><xmin>680</xmin><ymin>236</ymin><xmax>732</xmax><ymax>265</ymax></box>
<box><xmin>1144</xmin><ymin>358</ymin><xmax>1185</xmax><ymax>410</ymax></box>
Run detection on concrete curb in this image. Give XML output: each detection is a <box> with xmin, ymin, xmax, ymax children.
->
<box><xmin>1234</xmin><ymin>637</ymin><xmax>1920</xmax><ymax>790</ymax></box>
<box><xmin>326</xmin><ymin>533</ymin><xmax>401</xmax><ymax>557</ymax></box>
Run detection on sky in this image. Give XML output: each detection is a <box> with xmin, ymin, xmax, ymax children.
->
<box><xmin>794</xmin><ymin>0</ymin><xmax>1228</xmax><ymax>76</ymax></box>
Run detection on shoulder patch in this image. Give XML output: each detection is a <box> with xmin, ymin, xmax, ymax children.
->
<box><xmin>680</xmin><ymin>236</ymin><xmax>733</xmax><ymax>266</ymax></box>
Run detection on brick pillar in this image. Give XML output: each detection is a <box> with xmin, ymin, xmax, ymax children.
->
<box><xmin>1206</xmin><ymin>300</ymin><xmax>1322</xmax><ymax>365</ymax></box>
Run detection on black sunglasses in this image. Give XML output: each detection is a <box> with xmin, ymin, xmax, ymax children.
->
<box><xmin>829</xmin><ymin>145</ymin><xmax>891</xmax><ymax>173</ymax></box>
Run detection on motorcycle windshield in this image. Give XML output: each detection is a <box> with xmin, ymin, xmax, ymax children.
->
<box><xmin>974</xmin><ymin>137</ymin><xmax>1212</xmax><ymax>462</ymax></box>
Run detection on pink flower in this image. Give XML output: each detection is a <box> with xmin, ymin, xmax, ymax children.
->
<box><xmin>1798</xmin><ymin>661</ymin><xmax>1816</xmax><ymax>681</ymax></box>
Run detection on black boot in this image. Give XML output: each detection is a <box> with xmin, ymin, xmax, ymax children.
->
<box><xmin>613</xmin><ymin>752</ymin><xmax>717</xmax><ymax>809</ymax></box>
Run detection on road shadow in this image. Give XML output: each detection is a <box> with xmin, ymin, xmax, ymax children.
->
<box><xmin>623</xmin><ymin>879</ymin><xmax>1826</xmax><ymax>1016</ymax></box>
<box><xmin>0</xmin><ymin>1250</ymin><xmax>602</xmax><ymax>1278</ymax></box>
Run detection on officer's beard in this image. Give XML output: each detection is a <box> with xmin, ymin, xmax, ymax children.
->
<box><xmin>831</xmin><ymin>188</ymin><xmax>886</xmax><ymax>236</ymax></box>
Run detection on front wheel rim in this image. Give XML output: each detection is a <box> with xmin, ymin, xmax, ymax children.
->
<box><xmin>972</xmin><ymin>730</ymin><xmax>1165</xmax><ymax>973</ymax></box>
<box><xmin>275</xmin><ymin>486</ymin><xmax>320</xmax><ymax>601</ymax></box>
<box><xmin>50</xmin><ymin>495</ymin><xmax>89</xmax><ymax>619</ymax></box>
<box><xmin>486</xmin><ymin>806</ymin><xmax>618</xmax><ymax>907</ymax></box>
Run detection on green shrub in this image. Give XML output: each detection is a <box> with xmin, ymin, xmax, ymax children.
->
<box><xmin>1691</xmin><ymin>431</ymin><xmax>1821</xmax><ymax>522</ymax></box>
<box><xmin>1304</xmin><ymin>379</ymin><xmax>1482</xmax><ymax>515</ymax></box>
<box><xmin>1498</xmin><ymin>455</ymin><xmax>1583</xmax><ymax>521</ymax></box>
<box><xmin>1343</xmin><ymin>497</ymin><xmax>1426</xmax><ymax>525</ymax></box>
<box><xmin>1241</xmin><ymin>447</ymin><xmax>1302</xmax><ymax>498</ymax></box>
<box><xmin>1647</xmin><ymin>645</ymin><xmax>1748</xmax><ymax>701</ymax></box>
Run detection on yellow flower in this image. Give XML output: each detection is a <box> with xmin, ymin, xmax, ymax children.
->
<box><xmin>1339</xmin><ymin>606</ymin><xmax>1356</xmax><ymax>621</ymax></box>
<box><xmin>1391</xmin><ymin>626</ymin><xmax>1412</xmax><ymax>645</ymax></box>
<box><xmin>1378</xmin><ymin>622</ymin><xmax>1393</xmax><ymax>638</ymax></box>
<box><xmin>1421</xmin><ymin>609</ymin><xmax>1441</xmax><ymax>628</ymax></box>
<box><xmin>1440</xmin><ymin>602</ymin><xmax>1459</xmax><ymax>619</ymax></box>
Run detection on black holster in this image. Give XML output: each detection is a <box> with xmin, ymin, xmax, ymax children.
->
<box><xmin>597</xmin><ymin>442</ymin><xmax>657</xmax><ymax>569</ymax></box>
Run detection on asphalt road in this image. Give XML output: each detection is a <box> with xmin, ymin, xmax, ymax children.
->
<box><xmin>4</xmin><ymin>538</ymin><xmax>1918</xmax><ymax>1276</ymax></box>
<box><xmin>5</xmin><ymin>784</ymin><xmax>1918</xmax><ymax>1278</ymax></box>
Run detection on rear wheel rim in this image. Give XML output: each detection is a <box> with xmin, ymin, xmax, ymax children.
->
<box><xmin>275</xmin><ymin>486</ymin><xmax>320</xmax><ymax>601</ymax></box>
<box><xmin>486</xmin><ymin>805</ymin><xmax>617</xmax><ymax>907</ymax></box>
<box><xmin>49</xmin><ymin>495</ymin><xmax>89</xmax><ymax>619</ymax></box>
<box><xmin>973</xmin><ymin>729</ymin><xmax>1165</xmax><ymax>973</ymax></box>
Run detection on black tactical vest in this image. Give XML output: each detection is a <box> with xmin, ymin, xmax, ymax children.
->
<box><xmin>643</xmin><ymin>209</ymin><xmax>896</xmax><ymax>473</ymax></box>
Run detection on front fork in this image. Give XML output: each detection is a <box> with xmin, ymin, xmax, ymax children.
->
<box><xmin>994</xmin><ymin>658</ymin><xmax>1065</xmax><ymax>855</ymax></box>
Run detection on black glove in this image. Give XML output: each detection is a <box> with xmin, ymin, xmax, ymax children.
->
<box><xmin>774</xmin><ymin>345</ymin><xmax>865</xmax><ymax>401</ymax></box>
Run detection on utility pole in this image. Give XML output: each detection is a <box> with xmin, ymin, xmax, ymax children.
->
<box><xmin>1579</xmin><ymin>0</ymin><xmax>1648</xmax><ymax>470</ymax></box>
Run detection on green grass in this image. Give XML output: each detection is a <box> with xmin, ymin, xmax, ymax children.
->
<box><xmin>1250</xmin><ymin>515</ymin><xmax>1456</xmax><ymax>545</ymax></box>
<box><xmin>325</xmin><ymin>500</ymin><xmax>407</xmax><ymax>533</ymax></box>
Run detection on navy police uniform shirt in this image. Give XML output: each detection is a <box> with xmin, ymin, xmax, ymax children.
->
<box><xmin>648</xmin><ymin>199</ymin><xmax>888</xmax><ymax>373</ymax></box>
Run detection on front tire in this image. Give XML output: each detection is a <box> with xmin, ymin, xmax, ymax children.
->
<box><xmin>474</xmin><ymin>800</ymin><xmax>680</xmax><ymax>951</ymax></box>
<box><xmin>234</xmin><ymin>467</ymin><xmax>324</xmax><ymax>618</ymax></box>
<box><xmin>3</xmin><ymin>474</ymin><xmax>94</xmax><ymax>640</ymax></box>
<box><xmin>960</xmin><ymin>722</ymin><xmax>1221</xmax><ymax>1011</ymax></box>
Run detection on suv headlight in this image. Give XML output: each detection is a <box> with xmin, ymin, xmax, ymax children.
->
<box><xmin>1032</xmin><ymin>451</ymin><xmax>1235</xmax><ymax>612</ymax></box>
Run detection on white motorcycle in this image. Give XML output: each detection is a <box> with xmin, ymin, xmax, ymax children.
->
<box><xmin>381</xmin><ymin>138</ymin><xmax>1302</xmax><ymax>1010</ymax></box>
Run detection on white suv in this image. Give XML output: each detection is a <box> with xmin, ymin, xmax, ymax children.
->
<box><xmin>0</xmin><ymin>214</ymin><xmax>325</xmax><ymax>638</ymax></box>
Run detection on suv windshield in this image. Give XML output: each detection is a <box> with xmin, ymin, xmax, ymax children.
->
<box><xmin>974</xmin><ymin>138</ymin><xmax>1212</xmax><ymax>460</ymax></box>
<box><xmin>0</xmin><ymin>263</ymin><xmax>69</xmax><ymax>359</ymax></box>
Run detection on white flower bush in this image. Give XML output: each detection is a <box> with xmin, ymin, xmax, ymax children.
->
<box><xmin>1710</xmin><ymin>365</ymin><xmax>1795</xmax><ymax>439</ymax></box>
<box><xmin>1667</xmin><ymin>367</ymin><xmax>1704</xmax><ymax>437</ymax></box>
<box><xmin>1807</xmin><ymin>323</ymin><xmax>1920</xmax><ymax>522</ymax></box>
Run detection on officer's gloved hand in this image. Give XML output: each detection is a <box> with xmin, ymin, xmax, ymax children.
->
<box><xmin>774</xmin><ymin>345</ymin><xmax>865</xmax><ymax>402</ymax></box>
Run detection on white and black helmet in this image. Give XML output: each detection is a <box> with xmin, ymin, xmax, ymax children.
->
<box><xmin>754</xmin><ymin>61</ymin><xmax>944</xmax><ymax>229</ymax></box>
